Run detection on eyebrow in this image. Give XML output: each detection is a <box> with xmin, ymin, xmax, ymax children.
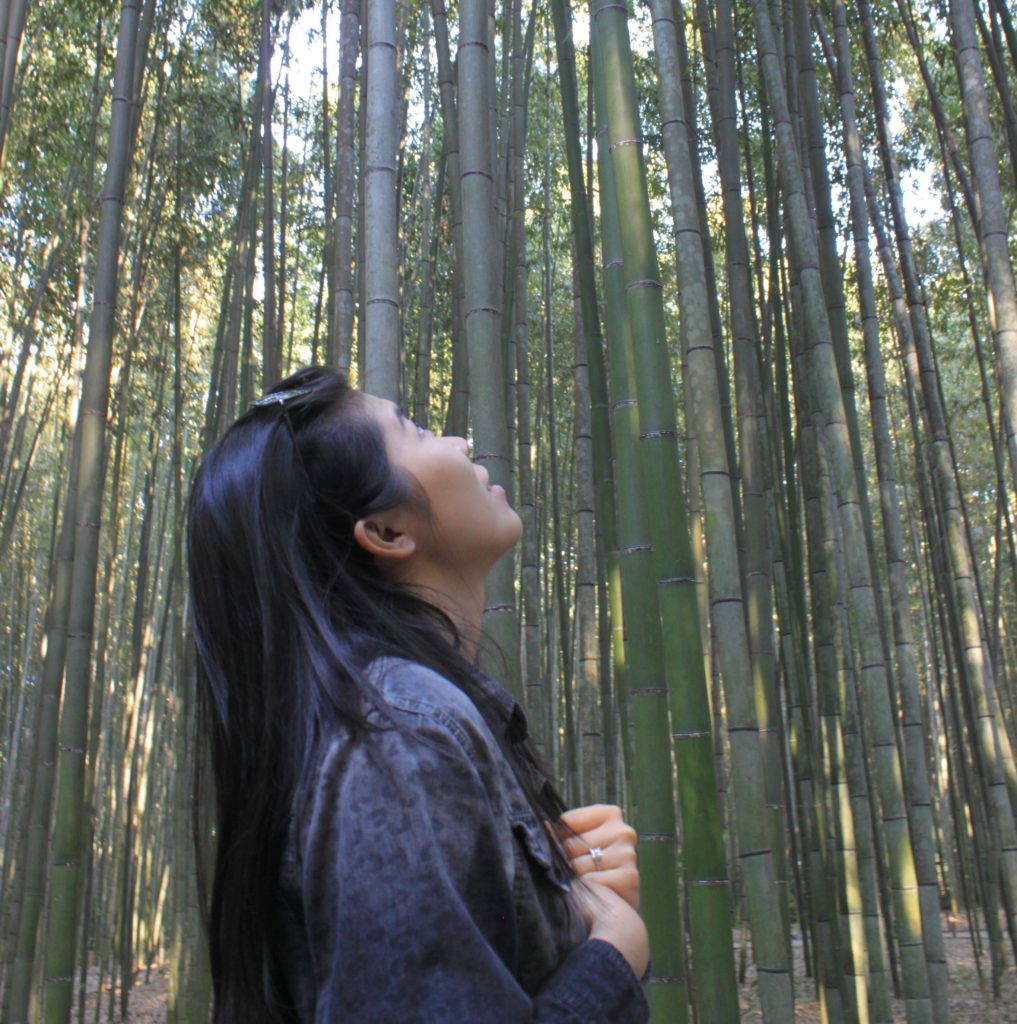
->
<box><xmin>393</xmin><ymin>403</ymin><xmax>408</xmax><ymax>424</ymax></box>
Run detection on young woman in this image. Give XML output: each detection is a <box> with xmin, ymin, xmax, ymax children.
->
<box><xmin>188</xmin><ymin>366</ymin><xmax>650</xmax><ymax>1023</ymax></box>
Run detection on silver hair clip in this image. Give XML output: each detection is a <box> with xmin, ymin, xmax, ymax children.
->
<box><xmin>250</xmin><ymin>387</ymin><xmax>312</xmax><ymax>409</ymax></box>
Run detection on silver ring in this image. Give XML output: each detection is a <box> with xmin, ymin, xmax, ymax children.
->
<box><xmin>588</xmin><ymin>846</ymin><xmax>604</xmax><ymax>871</ymax></box>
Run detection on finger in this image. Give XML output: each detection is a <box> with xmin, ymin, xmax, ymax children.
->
<box><xmin>568</xmin><ymin>820</ymin><xmax>637</xmax><ymax>854</ymax></box>
<box><xmin>549</xmin><ymin>825</ymin><xmax>610</xmax><ymax>861</ymax></box>
<box><xmin>569</xmin><ymin>842</ymin><xmax>638</xmax><ymax>876</ymax></box>
<box><xmin>578</xmin><ymin>866</ymin><xmax>641</xmax><ymax>911</ymax></box>
<box><xmin>571</xmin><ymin>846</ymin><xmax>610</xmax><ymax>874</ymax></box>
<box><xmin>558</xmin><ymin>804</ymin><xmax>623</xmax><ymax>833</ymax></box>
<box><xmin>560</xmin><ymin>834</ymin><xmax>591</xmax><ymax>860</ymax></box>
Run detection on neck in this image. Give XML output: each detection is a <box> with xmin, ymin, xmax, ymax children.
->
<box><xmin>401</xmin><ymin>564</ymin><xmax>488</xmax><ymax>662</ymax></box>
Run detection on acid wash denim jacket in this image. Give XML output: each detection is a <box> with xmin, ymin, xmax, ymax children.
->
<box><xmin>277</xmin><ymin>656</ymin><xmax>650</xmax><ymax>1023</ymax></box>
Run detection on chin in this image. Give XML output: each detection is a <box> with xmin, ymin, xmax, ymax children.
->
<box><xmin>487</xmin><ymin>512</ymin><xmax>523</xmax><ymax>562</ymax></box>
<box><xmin>505</xmin><ymin>507</ymin><xmax>523</xmax><ymax>546</ymax></box>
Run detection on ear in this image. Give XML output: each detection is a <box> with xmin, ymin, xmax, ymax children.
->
<box><xmin>353</xmin><ymin>515</ymin><xmax>417</xmax><ymax>562</ymax></box>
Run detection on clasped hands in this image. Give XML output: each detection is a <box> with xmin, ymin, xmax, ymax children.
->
<box><xmin>551</xmin><ymin>803</ymin><xmax>648</xmax><ymax>977</ymax></box>
<box><xmin>553</xmin><ymin>803</ymin><xmax>640</xmax><ymax>910</ymax></box>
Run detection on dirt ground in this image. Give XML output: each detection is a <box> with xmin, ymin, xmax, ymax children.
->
<box><xmin>77</xmin><ymin>917</ymin><xmax>1016</xmax><ymax>1022</ymax></box>
<box><xmin>735</xmin><ymin>919</ymin><xmax>1017</xmax><ymax>1023</ymax></box>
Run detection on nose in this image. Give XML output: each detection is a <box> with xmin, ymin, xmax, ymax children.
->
<box><xmin>446</xmin><ymin>435</ymin><xmax>470</xmax><ymax>457</ymax></box>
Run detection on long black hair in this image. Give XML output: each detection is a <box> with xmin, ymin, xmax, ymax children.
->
<box><xmin>187</xmin><ymin>366</ymin><xmax>572</xmax><ymax>1024</ymax></box>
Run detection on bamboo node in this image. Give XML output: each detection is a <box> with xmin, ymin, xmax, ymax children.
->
<box><xmin>688</xmin><ymin>878</ymin><xmax>728</xmax><ymax>887</ymax></box>
<box><xmin>640</xmin><ymin>429</ymin><xmax>676</xmax><ymax>440</ymax></box>
<box><xmin>484</xmin><ymin>604</ymin><xmax>514</xmax><ymax>614</ymax></box>
<box><xmin>617</xmin><ymin>543</ymin><xmax>651</xmax><ymax>554</ymax></box>
<box><xmin>672</xmin><ymin>729</ymin><xmax>711</xmax><ymax>739</ymax></box>
<box><xmin>593</xmin><ymin>3</ymin><xmax>630</xmax><ymax>18</ymax></box>
<box><xmin>608</xmin><ymin>138</ymin><xmax>639</xmax><ymax>152</ymax></box>
<box><xmin>658</xmin><ymin>575</ymin><xmax>698</xmax><ymax>585</ymax></box>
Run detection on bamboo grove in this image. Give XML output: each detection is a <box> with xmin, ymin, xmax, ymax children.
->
<box><xmin>0</xmin><ymin>0</ymin><xmax>1015</xmax><ymax>1021</ymax></box>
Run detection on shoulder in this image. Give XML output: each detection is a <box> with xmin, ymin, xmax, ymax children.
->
<box><xmin>364</xmin><ymin>655</ymin><xmax>500</xmax><ymax>759</ymax></box>
<box><xmin>291</xmin><ymin>658</ymin><xmax>515</xmax><ymax>871</ymax></box>
<box><xmin>298</xmin><ymin>657</ymin><xmax>506</xmax><ymax>806</ymax></box>
<box><xmin>290</xmin><ymin>658</ymin><xmax>501</xmax><ymax>841</ymax></box>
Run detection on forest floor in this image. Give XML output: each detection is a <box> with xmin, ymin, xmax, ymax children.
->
<box><xmin>736</xmin><ymin>915</ymin><xmax>1017</xmax><ymax>1023</ymax></box>
<box><xmin>76</xmin><ymin>915</ymin><xmax>1016</xmax><ymax>1022</ymax></box>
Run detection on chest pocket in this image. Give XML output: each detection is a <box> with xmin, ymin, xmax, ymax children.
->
<box><xmin>510</xmin><ymin>807</ymin><xmax>572</xmax><ymax>893</ymax></box>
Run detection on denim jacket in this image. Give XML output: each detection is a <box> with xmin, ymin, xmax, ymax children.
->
<box><xmin>278</xmin><ymin>657</ymin><xmax>650</xmax><ymax>1022</ymax></box>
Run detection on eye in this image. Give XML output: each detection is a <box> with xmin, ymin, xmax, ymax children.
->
<box><xmin>415</xmin><ymin>424</ymin><xmax>428</xmax><ymax>437</ymax></box>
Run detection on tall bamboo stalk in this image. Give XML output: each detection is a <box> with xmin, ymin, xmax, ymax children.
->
<box><xmin>857</xmin><ymin>0</ymin><xmax>1017</xmax><ymax>935</ymax></box>
<box><xmin>363</xmin><ymin>0</ymin><xmax>400</xmax><ymax>400</ymax></box>
<box><xmin>647</xmin><ymin>3</ymin><xmax>793</xmax><ymax>1020</ymax></box>
<box><xmin>592</xmin><ymin>3</ymin><xmax>742</xmax><ymax>1018</ymax></box>
<box><xmin>0</xmin><ymin>0</ymin><xmax>27</xmax><ymax>169</ymax></box>
<box><xmin>592</xmin><ymin>27</ymin><xmax>689</xmax><ymax>1017</ymax></box>
<box><xmin>458</xmin><ymin>0</ymin><xmax>519</xmax><ymax>691</ymax></box>
<box><xmin>825</xmin><ymin>3</ymin><xmax>950</xmax><ymax>1013</ymax></box>
<box><xmin>951</xmin><ymin>0</ymin><xmax>1017</xmax><ymax>495</ymax></box>
<box><xmin>40</xmin><ymin>2</ymin><xmax>142</xmax><ymax>1020</ymax></box>
<box><xmin>751</xmin><ymin>0</ymin><xmax>938</xmax><ymax>1016</ymax></box>
<box><xmin>260</xmin><ymin>0</ymin><xmax>279</xmax><ymax>388</ymax></box>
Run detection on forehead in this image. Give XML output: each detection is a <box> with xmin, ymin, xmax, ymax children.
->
<box><xmin>358</xmin><ymin>393</ymin><xmax>401</xmax><ymax>423</ymax></box>
<box><xmin>357</xmin><ymin>393</ymin><xmax>406</xmax><ymax>447</ymax></box>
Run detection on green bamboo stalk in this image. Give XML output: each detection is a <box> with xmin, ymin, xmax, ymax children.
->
<box><xmin>750</xmin><ymin>1</ymin><xmax>936</xmax><ymax>1017</ymax></box>
<box><xmin>430</xmin><ymin>0</ymin><xmax>469</xmax><ymax>437</ymax></box>
<box><xmin>698</xmin><ymin>0</ymin><xmax>792</xmax><ymax>954</ymax></box>
<box><xmin>363</xmin><ymin>0</ymin><xmax>400</xmax><ymax>400</ymax></box>
<box><xmin>40</xmin><ymin>2</ymin><xmax>142</xmax><ymax>1020</ymax></box>
<box><xmin>540</xmin><ymin>145</ymin><xmax>575</xmax><ymax>795</ymax></box>
<box><xmin>412</xmin><ymin>29</ymin><xmax>438</xmax><ymax>429</ymax></box>
<box><xmin>798</xmin><ymin>386</ymin><xmax>872</xmax><ymax>1024</ymax></box>
<box><xmin>646</xmin><ymin>3</ymin><xmax>793</xmax><ymax>1020</ymax></box>
<box><xmin>592</xmin><ymin>3</ymin><xmax>741</xmax><ymax>1019</ymax></box>
<box><xmin>0</xmin><ymin>0</ymin><xmax>27</xmax><ymax>169</ymax></box>
<box><xmin>259</xmin><ymin>0</ymin><xmax>279</xmax><ymax>388</ymax></box>
<box><xmin>857</xmin><ymin>0</ymin><xmax>1017</xmax><ymax>934</ymax></box>
<box><xmin>330</xmin><ymin>0</ymin><xmax>360</xmax><ymax>371</ymax></box>
<box><xmin>569</xmin><ymin>275</ymin><xmax>605</xmax><ymax>801</ymax></box>
<box><xmin>950</xmin><ymin>0</ymin><xmax>1017</xmax><ymax>495</ymax></box>
<box><xmin>166</xmin><ymin>109</ymin><xmax>188</xmax><ymax>1013</ymax></box>
<box><xmin>873</xmin><ymin>161</ymin><xmax>1011</xmax><ymax>991</ymax></box>
<box><xmin>514</xmin><ymin>194</ymin><xmax>544</xmax><ymax>757</ymax></box>
<box><xmin>592</xmin><ymin>29</ymin><xmax>689</xmax><ymax>1018</ymax></box>
<box><xmin>458</xmin><ymin>0</ymin><xmax>519</xmax><ymax>692</ymax></box>
<box><xmin>824</xmin><ymin>3</ymin><xmax>951</xmax><ymax>1014</ymax></box>
<box><xmin>549</xmin><ymin>0</ymin><xmax>617</xmax><ymax>804</ymax></box>
<box><xmin>4</xmin><ymin>439</ymin><xmax>78</xmax><ymax>1023</ymax></box>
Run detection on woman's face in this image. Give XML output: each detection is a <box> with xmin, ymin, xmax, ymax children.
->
<box><xmin>361</xmin><ymin>394</ymin><xmax>522</xmax><ymax>574</ymax></box>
